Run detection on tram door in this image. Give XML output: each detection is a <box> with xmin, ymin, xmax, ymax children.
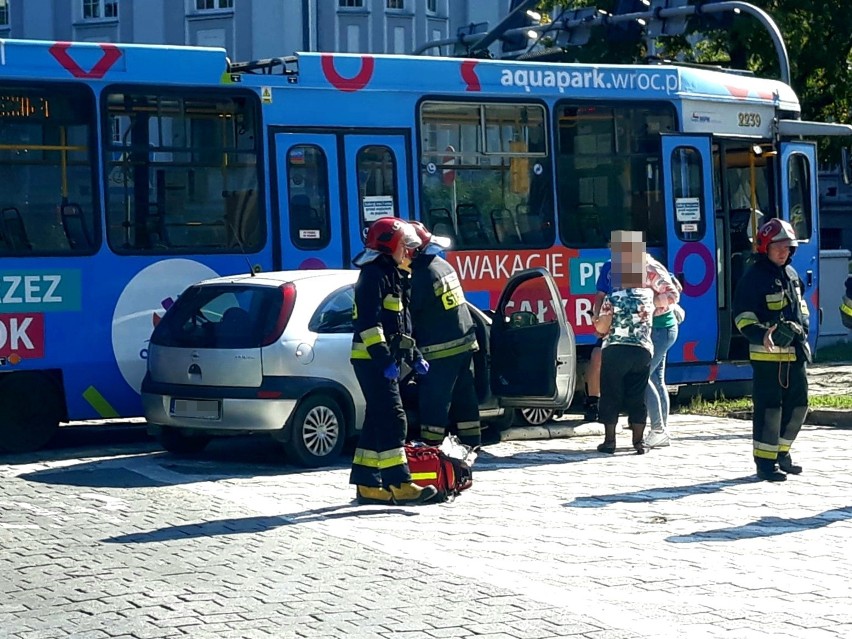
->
<box><xmin>661</xmin><ymin>134</ymin><xmax>720</xmax><ymax>367</ymax></box>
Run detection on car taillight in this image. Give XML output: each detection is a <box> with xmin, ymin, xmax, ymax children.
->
<box><xmin>261</xmin><ymin>283</ymin><xmax>296</xmax><ymax>346</ymax></box>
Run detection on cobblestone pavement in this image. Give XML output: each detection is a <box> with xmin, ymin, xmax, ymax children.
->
<box><xmin>2</xmin><ymin>414</ymin><xmax>852</xmax><ymax>639</ymax></box>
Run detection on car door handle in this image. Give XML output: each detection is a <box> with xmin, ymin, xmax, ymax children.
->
<box><xmin>805</xmin><ymin>270</ymin><xmax>813</xmax><ymax>287</ymax></box>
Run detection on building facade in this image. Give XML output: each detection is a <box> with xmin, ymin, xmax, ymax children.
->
<box><xmin>0</xmin><ymin>0</ymin><xmax>512</xmax><ymax>62</ymax></box>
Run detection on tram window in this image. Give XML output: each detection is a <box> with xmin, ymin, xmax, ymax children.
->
<box><xmin>103</xmin><ymin>89</ymin><xmax>263</xmax><ymax>254</ymax></box>
<box><xmin>419</xmin><ymin>100</ymin><xmax>554</xmax><ymax>250</ymax></box>
<box><xmin>0</xmin><ymin>83</ymin><xmax>98</xmax><ymax>256</ymax></box>
<box><xmin>787</xmin><ymin>153</ymin><xmax>812</xmax><ymax>241</ymax></box>
<box><xmin>357</xmin><ymin>145</ymin><xmax>397</xmax><ymax>237</ymax></box>
<box><xmin>556</xmin><ymin>102</ymin><xmax>675</xmax><ymax>248</ymax></box>
<box><xmin>287</xmin><ymin>145</ymin><xmax>331</xmax><ymax>250</ymax></box>
<box><xmin>671</xmin><ymin>146</ymin><xmax>706</xmax><ymax>242</ymax></box>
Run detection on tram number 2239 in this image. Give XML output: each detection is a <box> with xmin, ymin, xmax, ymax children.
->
<box><xmin>738</xmin><ymin>112</ymin><xmax>762</xmax><ymax>128</ymax></box>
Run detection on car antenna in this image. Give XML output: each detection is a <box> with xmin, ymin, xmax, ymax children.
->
<box><xmin>227</xmin><ymin>218</ymin><xmax>256</xmax><ymax>277</ymax></box>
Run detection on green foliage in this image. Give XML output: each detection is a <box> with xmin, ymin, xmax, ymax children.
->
<box><xmin>536</xmin><ymin>0</ymin><xmax>852</xmax><ymax>157</ymax></box>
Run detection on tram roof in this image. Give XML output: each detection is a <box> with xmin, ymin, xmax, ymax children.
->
<box><xmin>0</xmin><ymin>39</ymin><xmax>800</xmax><ymax>113</ymax></box>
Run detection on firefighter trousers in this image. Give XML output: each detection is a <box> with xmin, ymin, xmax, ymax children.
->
<box><xmin>751</xmin><ymin>359</ymin><xmax>808</xmax><ymax>461</ymax></box>
<box><xmin>418</xmin><ymin>350</ymin><xmax>481</xmax><ymax>447</ymax></box>
<box><xmin>349</xmin><ymin>360</ymin><xmax>411</xmax><ymax>488</ymax></box>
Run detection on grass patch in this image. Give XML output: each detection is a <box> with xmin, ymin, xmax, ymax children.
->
<box><xmin>676</xmin><ymin>394</ymin><xmax>852</xmax><ymax>417</ymax></box>
<box><xmin>815</xmin><ymin>341</ymin><xmax>852</xmax><ymax>363</ymax></box>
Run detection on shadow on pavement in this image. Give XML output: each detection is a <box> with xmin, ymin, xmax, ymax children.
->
<box><xmin>18</xmin><ymin>448</ymin><xmax>349</xmax><ymax>488</ymax></box>
<box><xmin>0</xmin><ymin>423</ymin><xmax>156</xmax><ymax>465</ymax></box>
<box><xmin>103</xmin><ymin>504</ymin><xmax>418</xmax><ymax>544</ymax></box>
<box><xmin>667</xmin><ymin>505</ymin><xmax>852</xmax><ymax>542</ymax></box>
<box><xmin>564</xmin><ymin>475</ymin><xmax>761</xmax><ymax>508</ymax></box>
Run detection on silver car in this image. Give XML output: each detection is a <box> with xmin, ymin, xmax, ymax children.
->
<box><xmin>142</xmin><ymin>268</ymin><xmax>576</xmax><ymax>466</ymax></box>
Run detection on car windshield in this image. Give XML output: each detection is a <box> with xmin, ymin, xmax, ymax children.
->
<box><xmin>151</xmin><ymin>284</ymin><xmax>283</xmax><ymax>349</ymax></box>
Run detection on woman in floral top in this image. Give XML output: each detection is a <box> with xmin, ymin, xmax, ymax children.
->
<box><xmin>593</xmin><ymin>231</ymin><xmax>667</xmax><ymax>454</ymax></box>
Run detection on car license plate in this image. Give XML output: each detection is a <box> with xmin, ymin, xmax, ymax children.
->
<box><xmin>170</xmin><ymin>398</ymin><xmax>221</xmax><ymax>420</ymax></box>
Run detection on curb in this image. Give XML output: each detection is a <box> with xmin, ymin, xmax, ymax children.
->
<box><xmin>727</xmin><ymin>409</ymin><xmax>852</xmax><ymax>429</ymax></box>
<box><xmin>499</xmin><ymin>419</ymin><xmax>604</xmax><ymax>441</ymax></box>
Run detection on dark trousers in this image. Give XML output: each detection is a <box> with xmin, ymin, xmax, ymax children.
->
<box><xmin>418</xmin><ymin>350</ymin><xmax>481</xmax><ymax>447</ymax></box>
<box><xmin>349</xmin><ymin>360</ymin><xmax>411</xmax><ymax>488</ymax></box>
<box><xmin>751</xmin><ymin>359</ymin><xmax>808</xmax><ymax>461</ymax></box>
<box><xmin>598</xmin><ymin>345</ymin><xmax>652</xmax><ymax>427</ymax></box>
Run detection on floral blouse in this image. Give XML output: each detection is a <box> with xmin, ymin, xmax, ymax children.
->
<box><xmin>598</xmin><ymin>287</ymin><xmax>654</xmax><ymax>354</ymax></box>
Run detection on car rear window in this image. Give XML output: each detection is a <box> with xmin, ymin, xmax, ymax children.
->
<box><xmin>151</xmin><ymin>284</ymin><xmax>284</xmax><ymax>349</ymax></box>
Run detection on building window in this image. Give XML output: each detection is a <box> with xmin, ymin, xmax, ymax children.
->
<box><xmin>387</xmin><ymin>0</ymin><xmax>403</xmax><ymax>8</ymax></box>
<box><xmin>196</xmin><ymin>0</ymin><xmax>233</xmax><ymax>9</ymax></box>
<box><xmin>338</xmin><ymin>0</ymin><xmax>363</xmax><ymax>7</ymax></box>
<box><xmin>83</xmin><ymin>0</ymin><xmax>118</xmax><ymax>19</ymax></box>
<box><xmin>427</xmin><ymin>0</ymin><xmax>437</xmax><ymax>13</ymax></box>
<box><xmin>0</xmin><ymin>0</ymin><xmax>9</xmax><ymax>26</ymax></box>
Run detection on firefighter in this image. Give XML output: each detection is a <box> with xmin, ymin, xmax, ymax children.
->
<box><xmin>350</xmin><ymin>217</ymin><xmax>439</xmax><ymax>506</ymax></box>
<box><xmin>733</xmin><ymin>218</ymin><xmax>811</xmax><ymax>482</ymax></box>
<box><xmin>407</xmin><ymin>221</ymin><xmax>481</xmax><ymax>448</ymax></box>
<box><xmin>841</xmin><ymin>275</ymin><xmax>852</xmax><ymax>330</ymax></box>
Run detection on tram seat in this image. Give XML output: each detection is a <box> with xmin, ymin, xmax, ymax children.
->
<box><xmin>427</xmin><ymin>207</ymin><xmax>456</xmax><ymax>245</ymax></box>
<box><xmin>456</xmin><ymin>204</ymin><xmax>489</xmax><ymax>246</ymax></box>
<box><xmin>61</xmin><ymin>203</ymin><xmax>92</xmax><ymax>250</ymax></box>
<box><xmin>289</xmin><ymin>194</ymin><xmax>323</xmax><ymax>244</ymax></box>
<box><xmin>0</xmin><ymin>207</ymin><xmax>31</xmax><ymax>251</ymax></box>
<box><xmin>491</xmin><ymin>208</ymin><xmax>522</xmax><ymax>244</ymax></box>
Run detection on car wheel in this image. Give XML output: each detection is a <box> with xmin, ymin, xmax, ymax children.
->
<box><xmin>518</xmin><ymin>407</ymin><xmax>555</xmax><ymax>426</ymax></box>
<box><xmin>158</xmin><ymin>426</ymin><xmax>211</xmax><ymax>455</ymax></box>
<box><xmin>0</xmin><ymin>372</ymin><xmax>62</xmax><ymax>453</ymax></box>
<box><xmin>287</xmin><ymin>393</ymin><xmax>345</xmax><ymax>467</ymax></box>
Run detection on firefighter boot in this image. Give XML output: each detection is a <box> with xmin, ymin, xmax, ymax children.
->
<box><xmin>630</xmin><ymin>424</ymin><xmax>647</xmax><ymax>455</ymax></box>
<box><xmin>355</xmin><ymin>486</ymin><xmax>394</xmax><ymax>505</ymax></box>
<box><xmin>596</xmin><ymin>422</ymin><xmax>616</xmax><ymax>454</ymax></box>
<box><xmin>777</xmin><ymin>452</ymin><xmax>803</xmax><ymax>475</ymax></box>
<box><xmin>390</xmin><ymin>482</ymin><xmax>440</xmax><ymax>505</ymax></box>
<box><xmin>754</xmin><ymin>457</ymin><xmax>787</xmax><ymax>482</ymax></box>
<box><xmin>583</xmin><ymin>395</ymin><xmax>600</xmax><ymax>422</ymax></box>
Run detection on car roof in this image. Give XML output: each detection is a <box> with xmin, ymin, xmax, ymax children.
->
<box><xmin>193</xmin><ymin>269</ymin><xmax>358</xmax><ymax>288</ymax></box>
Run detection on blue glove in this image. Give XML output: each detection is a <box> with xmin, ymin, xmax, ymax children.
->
<box><xmin>383</xmin><ymin>362</ymin><xmax>400</xmax><ymax>380</ymax></box>
<box><xmin>414</xmin><ymin>358</ymin><xmax>430</xmax><ymax>375</ymax></box>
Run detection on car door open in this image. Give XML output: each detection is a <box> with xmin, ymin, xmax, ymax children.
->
<box><xmin>490</xmin><ymin>268</ymin><xmax>576</xmax><ymax>410</ymax></box>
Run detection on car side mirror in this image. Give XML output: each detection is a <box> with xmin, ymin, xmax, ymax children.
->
<box><xmin>509</xmin><ymin>310</ymin><xmax>538</xmax><ymax>328</ymax></box>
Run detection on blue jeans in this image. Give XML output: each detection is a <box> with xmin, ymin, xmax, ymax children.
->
<box><xmin>645</xmin><ymin>324</ymin><xmax>679</xmax><ymax>430</ymax></box>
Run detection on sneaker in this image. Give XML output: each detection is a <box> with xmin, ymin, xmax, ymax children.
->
<box><xmin>644</xmin><ymin>429</ymin><xmax>671</xmax><ymax>448</ymax></box>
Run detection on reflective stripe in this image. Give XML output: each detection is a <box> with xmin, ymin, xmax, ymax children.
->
<box><xmin>734</xmin><ymin>311</ymin><xmax>761</xmax><ymax>331</ymax></box>
<box><xmin>433</xmin><ymin>272</ymin><xmax>461</xmax><ymax>295</ymax></box>
<box><xmin>377</xmin><ymin>447</ymin><xmax>406</xmax><ymax>469</ymax></box>
<box><xmin>383</xmin><ymin>294</ymin><xmax>402</xmax><ymax>312</ymax></box>
<box><xmin>421</xmin><ymin>334</ymin><xmax>477</xmax><ymax>357</ymax></box>
<box><xmin>457</xmin><ymin>421</ymin><xmax>480</xmax><ymax>435</ymax></box>
<box><xmin>841</xmin><ymin>299</ymin><xmax>852</xmax><ymax>317</ymax></box>
<box><xmin>765</xmin><ymin>292</ymin><xmax>786</xmax><ymax>311</ymax></box>
<box><xmin>750</xmin><ymin>352</ymin><xmax>797</xmax><ymax>362</ymax></box>
<box><xmin>778</xmin><ymin>438</ymin><xmax>793</xmax><ymax>452</ymax></box>
<box><xmin>749</xmin><ymin>344</ymin><xmax>797</xmax><ymax>362</ymax></box>
<box><xmin>753</xmin><ymin>448</ymin><xmax>778</xmax><ymax>460</ymax></box>
<box><xmin>353</xmin><ymin>448</ymin><xmax>380</xmax><ymax>468</ymax></box>
<box><xmin>360</xmin><ymin>326</ymin><xmax>386</xmax><ymax>347</ymax></box>
<box><xmin>411</xmin><ymin>472</ymin><xmax>438</xmax><ymax>481</ymax></box>
<box><xmin>351</xmin><ymin>342</ymin><xmax>372</xmax><ymax>359</ymax></box>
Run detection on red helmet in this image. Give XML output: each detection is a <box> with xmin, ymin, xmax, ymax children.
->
<box><xmin>408</xmin><ymin>220</ymin><xmax>452</xmax><ymax>252</ymax></box>
<box><xmin>755</xmin><ymin>218</ymin><xmax>798</xmax><ymax>254</ymax></box>
<box><xmin>408</xmin><ymin>220</ymin><xmax>432</xmax><ymax>247</ymax></box>
<box><xmin>364</xmin><ymin>217</ymin><xmax>421</xmax><ymax>254</ymax></box>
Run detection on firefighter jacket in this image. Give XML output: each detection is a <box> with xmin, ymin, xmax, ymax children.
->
<box><xmin>841</xmin><ymin>275</ymin><xmax>852</xmax><ymax>330</ymax></box>
<box><xmin>733</xmin><ymin>254</ymin><xmax>811</xmax><ymax>363</ymax></box>
<box><xmin>350</xmin><ymin>254</ymin><xmax>417</xmax><ymax>368</ymax></box>
<box><xmin>409</xmin><ymin>254</ymin><xmax>477</xmax><ymax>361</ymax></box>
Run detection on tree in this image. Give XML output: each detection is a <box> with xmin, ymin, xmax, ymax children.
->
<box><xmin>537</xmin><ymin>0</ymin><xmax>852</xmax><ymax>150</ymax></box>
